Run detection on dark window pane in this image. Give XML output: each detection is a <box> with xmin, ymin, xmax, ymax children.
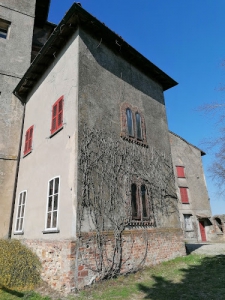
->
<box><xmin>20</xmin><ymin>218</ymin><xmax>24</xmax><ymax>230</ymax></box>
<box><xmin>136</xmin><ymin>113</ymin><xmax>142</xmax><ymax>140</ymax></box>
<box><xmin>54</xmin><ymin>178</ymin><xmax>59</xmax><ymax>194</ymax></box>
<box><xmin>126</xmin><ymin>108</ymin><xmax>133</xmax><ymax>137</ymax></box>
<box><xmin>131</xmin><ymin>184</ymin><xmax>138</xmax><ymax>218</ymax></box>
<box><xmin>53</xmin><ymin>195</ymin><xmax>58</xmax><ymax>210</ymax></box>
<box><xmin>52</xmin><ymin>211</ymin><xmax>57</xmax><ymax>228</ymax></box>
<box><xmin>19</xmin><ymin>193</ymin><xmax>22</xmax><ymax>205</ymax></box>
<box><xmin>21</xmin><ymin>205</ymin><xmax>25</xmax><ymax>217</ymax></box>
<box><xmin>0</xmin><ymin>29</ymin><xmax>7</xmax><ymax>39</ymax></box>
<box><xmin>16</xmin><ymin>219</ymin><xmax>20</xmax><ymax>231</ymax></box>
<box><xmin>49</xmin><ymin>180</ymin><xmax>53</xmax><ymax>196</ymax></box>
<box><xmin>18</xmin><ymin>206</ymin><xmax>21</xmax><ymax>218</ymax></box>
<box><xmin>141</xmin><ymin>185</ymin><xmax>148</xmax><ymax>218</ymax></box>
<box><xmin>48</xmin><ymin>197</ymin><xmax>52</xmax><ymax>211</ymax></box>
<box><xmin>22</xmin><ymin>192</ymin><xmax>26</xmax><ymax>204</ymax></box>
<box><xmin>47</xmin><ymin>213</ymin><xmax>51</xmax><ymax>228</ymax></box>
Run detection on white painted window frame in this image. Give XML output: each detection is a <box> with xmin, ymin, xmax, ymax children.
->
<box><xmin>14</xmin><ymin>190</ymin><xmax>27</xmax><ymax>234</ymax></box>
<box><xmin>44</xmin><ymin>176</ymin><xmax>60</xmax><ymax>233</ymax></box>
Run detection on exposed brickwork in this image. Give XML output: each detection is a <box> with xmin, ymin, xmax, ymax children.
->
<box><xmin>22</xmin><ymin>228</ymin><xmax>185</xmax><ymax>294</ymax></box>
<box><xmin>23</xmin><ymin>239</ymin><xmax>76</xmax><ymax>295</ymax></box>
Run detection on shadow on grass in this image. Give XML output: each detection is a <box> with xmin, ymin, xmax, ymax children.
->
<box><xmin>0</xmin><ymin>286</ymin><xmax>24</xmax><ymax>297</ymax></box>
<box><xmin>137</xmin><ymin>255</ymin><xmax>225</xmax><ymax>300</ymax></box>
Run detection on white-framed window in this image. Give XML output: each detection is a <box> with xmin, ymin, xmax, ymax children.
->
<box><xmin>184</xmin><ymin>214</ymin><xmax>193</xmax><ymax>231</ymax></box>
<box><xmin>15</xmin><ymin>190</ymin><xmax>27</xmax><ymax>233</ymax></box>
<box><xmin>0</xmin><ymin>18</ymin><xmax>11</xmax><ymax>39</ymax></box>
<box><xmin>45</xmin><ymin>177</ymin><xmax>60</xmax><ymax>230</ymax></box>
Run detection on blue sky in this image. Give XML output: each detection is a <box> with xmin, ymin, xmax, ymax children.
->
<box><xmin>48</xmin><ymin>0</ymin><xmax>225</xmax><ymax>214</ymax></box>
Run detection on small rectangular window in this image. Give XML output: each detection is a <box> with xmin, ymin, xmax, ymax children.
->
<box><xmin>184</xmin><ymin>214</ymin><xmax>192</xmax><ymax>230</ymax></box>
<box><xmin>176</xmin><ymin>166</ymin><xmax>185</xmax><ymax>178</ymax></box>
<box><xmin>15</xmin><ymin>191</ymin><xmax>27</xmax><ymax>232</ymax></box>
<box><xmin>0</xmin><ymin>18</ymin><xmax>11</xmax><ymax>39</ymax></box>
<box><xmin>24</xmin><ymin>125</ymin><xmax>34</xmax><ymax>156</ymax></box>
<box><xmin>179</xmin><ymin>187</ymin><xmax>189</xmax><ymax>204</ymax></box>
<box><xmin>45</xmin><ymin>177</ymin><xmax>60</xmax><ymax>230</ymax></box>
<box><xmin>51</xmin><ymin>96</ymin><xmax>64</xmax><ymax>135</ymax></box>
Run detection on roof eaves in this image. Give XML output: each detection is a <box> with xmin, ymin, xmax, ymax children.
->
<box><xmin>14</xmin><ymin>3</ymin><xmax>178</xmax><ymax>102</ymax></box>
<box><xmin>169</xmin><ymin>131</ymin><xmax>206</xmax><ymax>156</ymax></box>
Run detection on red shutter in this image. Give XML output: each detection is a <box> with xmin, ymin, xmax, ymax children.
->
<box><xmin>51</xmin><ymin>96</ymin><xmax>64</xmax><ymax>135</ymax></box>
<box><xmin>58</xmin><ymin>98</ymin><xmax>63</xmax><ymax>127</ymax></box>
<box><xmin>51</xmin><ymin>103</ymin><xmax>57</xmax><ymax>134</ymax></box>
<box><xmin>179</xmin><ymin>187</ymin><xmax>189</xmax><ymax>203</ymax></box>
<box><xmin>24</xmin><ymin>125</ymin><xmax>34</xmax><ymax>155</ymax></box>
<box><xmin>176</xmin><ymin>166</ymin><xmax>185</xmax><ymax>178</ymax></box>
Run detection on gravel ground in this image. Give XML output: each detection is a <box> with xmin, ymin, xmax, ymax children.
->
<box><xmin>186</xmin><ymin>242</ymin><xmax>225</xmax><ymax>255</ymax></box>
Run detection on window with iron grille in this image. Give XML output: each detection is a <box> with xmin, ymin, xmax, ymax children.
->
<box><xmin>24</xmin><ymin>125</ymin><xmax>34</xmax><ymax>156</ymax></box>
<box><xmin>15</xmin><ymin>191</ymin><xmax>27</xmax><ymax>233</ymax></box>
<box><xmin>51</xmin><ymin>96</ymin><xmax>63</xmax><ymax>135</ymax></box>
<box><xmin>45</xmin><ymin>177</ymin><xmax>60</xmax><ymax>230</ymax></box>
<box><xmin>176</xmin><ymin>166</ymin><xmax>185</xmax><ymax>178</ymax></box>
<box><xmin>179</xmin><ymin>187</ymin><xmax>189</xmax><ymax>204</ymax></box>
<box><xmin>0</xmin><ymin>18</ymin><xmax>10</xmax><ymax>39</ymax></box>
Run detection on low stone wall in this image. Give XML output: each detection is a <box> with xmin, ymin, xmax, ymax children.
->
<box><xmin>23</xmin><ymin>228</ymin><xmax>185</xmax><ymax>295</ymax></box>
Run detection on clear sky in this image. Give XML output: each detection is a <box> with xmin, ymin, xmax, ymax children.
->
<box><xmin>48</xmin><ymin>0</ymin><xmax>225</xmax><ymax>215</ymax></box>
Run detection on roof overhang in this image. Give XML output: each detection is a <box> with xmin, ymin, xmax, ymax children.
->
<box><xmin>14</xmin><ymin>3</ymin><xmax>178</xmax><ymax>103</ymax></box>
<box><xmin>35</xmin><ymin>0</ymin><xmax>51</xmax><ymax>27</ymax></box>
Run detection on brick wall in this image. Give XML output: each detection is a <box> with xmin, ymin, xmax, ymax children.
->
<box><xmin>23</xmin><ymin>228</ymin><xmax>185</xmax><ymax>295</ymax></box>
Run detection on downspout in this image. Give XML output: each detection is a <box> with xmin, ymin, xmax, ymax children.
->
<box><xmin>8</xmin><ymin>93</ymin><xmax>26</xmax><ymax>238</ymax></box>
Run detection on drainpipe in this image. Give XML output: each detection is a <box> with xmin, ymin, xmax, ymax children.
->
<box><xmin>8</xmin><ymin>93</ymin><xmax>26</xmax><ymax>238</ymax></box>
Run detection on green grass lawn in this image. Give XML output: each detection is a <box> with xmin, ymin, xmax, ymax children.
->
<box><xmin>2</xmin><ymin>254</ymin><xmax>225</xmax><ymax>299</ymax></box>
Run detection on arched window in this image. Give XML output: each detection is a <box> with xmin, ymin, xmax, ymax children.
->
<box><xmin>131</xmin><ymin>183</ymin><xmax>138</xmax><ymax>218</ymax></box>
<box><xmin>126</xmin><ymin>108</ymin><xmax>134</xmax><ymax>137</ymax></box>
<box><xmin>136</xmin><ymin>112</ymin><xmax>142</xmax><ymax>140</ymax></box>
<box><xmin>141</xmin><ymin>185</ymin><xmax>148</xmax><ymax>218</ymax></box>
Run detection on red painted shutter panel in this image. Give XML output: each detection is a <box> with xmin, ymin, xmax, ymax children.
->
<box><xmin>180</xmin><ymin>187</ymin><xmax>189</xmax><ymax>203</ymax></box>
<box><xmin>58</xmin><ymin>98</ymin><xmax>63</xmax><ymax>127</ymax></box>
<box><xmin>176</xmin><ymin>166</ymin><xmax>185</xmax><ymax>178</ymax></box>
<box><xmin>51</xmin><ymin>103</ymin><xmax>57</xmax><ymax>134</ymax></box>
<box><xmin>28</xmin><ymin>126</ymin><xmax>33</xmax><ymax>150</ymax></box>
<box><xmin>24</xmin><ymin>131</ymin><xmax>29</xmax><ymax>154</ymax></box>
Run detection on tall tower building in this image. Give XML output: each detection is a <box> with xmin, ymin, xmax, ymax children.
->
<box><xmin>0</xmin><ymin>0</ymin><xmax>52</xmax><ymax>237</ymax></box>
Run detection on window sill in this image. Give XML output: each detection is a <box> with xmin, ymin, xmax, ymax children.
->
<box><xmin>181</xmin><ymin>202</ymin><xmax>190</xmax><ymax>204</ymax></box>
<box><xmin>42</xmin><ymin>228</ymin><xmax>60</xmax><ymax>234</ymax></box>
<box><xmin>120</xmin><ymin>135</ymin><xmax>148</xmax><ymax>147</ymax></box>
<box><xmin>23</xmin><ymin>150</ymin><xmax>32</xmax><ymax>158</ymax></box>
<box><xmin>49</xmin><ymin>126</ymin><xmax>63</xmax><ymax>138</ymax></box>
<box><xmin>128</xmin><ymin>220</ymin><xmax>155</xmax><ymax>226</ymax></box>
<box><xmin>13</xmin><ymin>231</ymin><xmax>24</xmax><ymax>235</ymax></box>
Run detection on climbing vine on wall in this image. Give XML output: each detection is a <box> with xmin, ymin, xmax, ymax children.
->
<box><xmin>77</xmin><ymin>125</ymin><xmax>178</xmax><ymax>280</ymax></box>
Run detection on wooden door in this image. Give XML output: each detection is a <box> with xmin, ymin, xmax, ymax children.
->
<box><xmin>199</xmin><ymin>220</ymin><xmax>206</xmax><ymax>242</ymax></box>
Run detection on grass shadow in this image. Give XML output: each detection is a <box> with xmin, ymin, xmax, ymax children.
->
<box><xmin>0</xmin><ymin>286</ymin><xmax>24</xmax><ymax>298</ymax></box>
<box><xmin>137</xmin><ymin>255</ymin><xmax>225</xmax><ymax>300</ymax></box>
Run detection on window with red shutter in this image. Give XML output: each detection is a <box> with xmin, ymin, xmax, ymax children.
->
<box><xmin>176</xmin><ymin>166</ymin><xmax>185</xmax><ymax>178</ymax></box>
<box><xmin>24</xmin><ymin>125</ymin><xmax>34</xmax><ymax>156</ymax></box>
<box><xmin>51</xmin><ymin>96</ymin><xmax>64</xmax><ymax>135</ymax></box>
<box><xmin>179</xmin><ymin>187</ymin><xmax>189</xmax><ymax>204</ymax></box>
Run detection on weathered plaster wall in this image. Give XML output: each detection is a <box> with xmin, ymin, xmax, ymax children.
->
<box><xmin>12</xmin><ymin>31</ymin><xmax>79</xmax><ymax>240</ymax></box>
<box><xmin>77</xmin><ymin>29</ymin><xmax>180</xmax><ymax>231</ymax></box>
<box><xmin>169</xmin><ymin>132</ymin><xmax>212</xmax><ymax>241</ymax></box>
<box><xmin>0</xmin><ymin>1</ymin><xmax>35</xmax><ymax>238</ymax></box>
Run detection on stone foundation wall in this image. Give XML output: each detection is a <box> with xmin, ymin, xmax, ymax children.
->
<box><xmin>23</xmin><ymin>228</ymin><xmax>185</xmax><ymax>295</ymax></box>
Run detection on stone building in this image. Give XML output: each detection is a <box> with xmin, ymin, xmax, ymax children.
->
<box><xmin>169</xmin><ymin>131</ymin><xmax>214</xmax><ymax>242</ymax></box>
<box><xmin>0</xmin><ymin>0</ymin><xmax>54</xmax><ymax>238</ymax></box>
<box><xmin>10</xmin><ymin>3</ymin><xmax>186</xmax><ymax>294</ymax></box>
